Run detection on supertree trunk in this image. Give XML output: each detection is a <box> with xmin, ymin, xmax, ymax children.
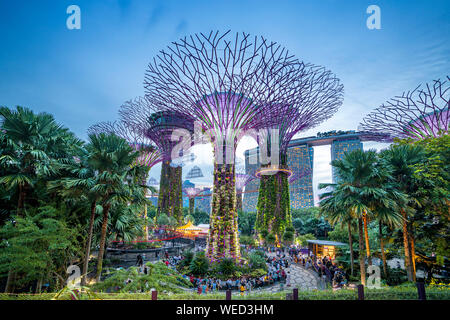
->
<box><xmin>171</xmin><ymin>166</ymin><xmax>183</xmax><ymax>226</ymax></box>
<box><xmin>157</xmin><ymin>160</ymin><xmax>183</xmax><ymax>225</ymax></box>
<box><xmin>256</xmin><ymin>171</ymin><xmax>292</xmax><ymax>246</ymax></box>
<box><xmin>358</xmin><ymin>217</ymin><xmax>366</xmax><ymax>286</ymax></box>
<box><xmin>157</xmin><ymin>160</ymin><xmax>170</xmax><ymax>218</ymax></box>
<box><xmin>206</xmin><ymin>163</ymin><xmax>240</xmax><ymax>262</ymax></box>
<box><xmin>236</xmin><ymin>191</ymin><xmax>243</xmax><ymax>212</ymax></box>
<box><xmin>188</xmin><ymin>198</ymin><xmax>195</xmax><ymax>216</ymax></box>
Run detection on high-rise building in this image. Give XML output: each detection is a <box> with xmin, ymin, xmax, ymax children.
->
<box><xmin>196</xmin><ymin>187</ymin><xmax>212</xmax><ymax>214</ymax></box>
<box><xmin>331</xmin><ymin>139</ymin><xmax>363</xmax><ymax>182</ymax></box>
<box><xmin>287</xmin><ymin>144</ymin><xmax>314</xmax><ymax>208</ymax></box>
<box><xmin>243</xmin><ymin>131</ymin><xmax>376</xmax><ymax>211</ymax></box>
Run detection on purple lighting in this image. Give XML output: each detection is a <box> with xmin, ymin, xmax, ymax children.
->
<box><xmin>359</xmin><ymin>77</ymin><xmax>449</xmax><ymax>141</ymax></box>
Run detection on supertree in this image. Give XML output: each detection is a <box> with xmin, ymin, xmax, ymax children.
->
<box><xmin>253</xmin><ymin>64</ymin><xmax>343</xmax><ymax>245</ymax></box>
<box><xmin>183</xmin><ymin>187</ymin><xmax>204</xmax><ymax>216</ymax></box>
<box><xmin>88</xmin><ymin>120</ymin><xmax>162</xmax><ymax>174</ymax></box>
<box><xmin>359</xmin><ymin>77</ymin><xmax>449</xmax><ymax>141</ymax></box>
<box><xmin>119</xmin><ymin>97</ymin><xmax>195</xmax><ymax>226</ymax></box>
<box><xmin>143</xmin><ymin>30</ymin><xmax>303</xmax><ymax>262</ymax></box>
<box><xmin>88</xmin><ymin>120</ymin><xmax>162</xmax><ymax>240</ymax></box>
<box><xmin>288</xmin><ymin>167</ymin><xmax>312</xmax><ymax>184</ymax></box>
<box><xmin>235</xmin><ymin>173</ymin><xmax>255</xmax><ymax>211</ymax></box>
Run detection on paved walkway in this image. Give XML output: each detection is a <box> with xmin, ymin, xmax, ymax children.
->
<box><xmin>256</xmin><ymin>253</ymin><xmax>319</xmax><ymax>293</ymax></box>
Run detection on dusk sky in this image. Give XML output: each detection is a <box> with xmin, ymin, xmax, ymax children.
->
<box><xmin>1</xmin><ymin>0</ymin><xmax>449</xmax><ymax>204</ymax></box>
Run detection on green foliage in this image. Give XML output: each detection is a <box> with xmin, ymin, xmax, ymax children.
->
<box><xmin>259</xmin><ymin>229</ymin><xmax>268</xmax><ymax>239</ymax></box>
<box><xmin>218</xmin><ymin>258</ymin><xmax>236</xmax><ymax>276</ymax></box>
<box><xmin>282</xmin><ymin>230</ymin><xmax>294</xmax><ymax>243</ymax></box>
<box><xmin>0</xmin><ymin>206</ymin><xmax>82</xmax><ymax>287</ymax></box>
<box><xmin>191</xmin><ymin>207</ymin><xmax>209</xmax><ymax>225</ymax></box>
<box><xmin>239</xmin><ymin>235</ymin><xmax>256</xmax><ymax>246</ymax></box>
<box><xmin>189</xmin><ymin>252</ymin><xmax>209</xmax><ymax>276</ymax></box>
<box><xmin>156</xmin><ymin>213</ymin><xmax>169</xmax><ymax>226</ymax></box>
<box><xmin>292</xmin><ymin>207</ymin><xmax>332</xmax><ymax>238</ymax></box>
<box><xmin>90</xmin><ymin>262</ymin><xmax>192</xmax><ymax>293</ymax></box>
<box><xmin>238</xmin><ymin>210</ymin><xmax>256</xmax><ymax>235</ymax></box>
<box><xmin>183</xmin><ymin>214</ymin><xmax>195</xmax><ymax>224</ymax></box>
<box><xmin>178</xmin><ymin>249</ymin><xmax>194</xmax><ymax>269</ymax></box>
<box><xmin>295</xmin><ymin>233</ymin><xmax>316</xmax><ymax>246</ymax></box>
<box><xmin>266</xmin><ymin>233</ymin><xmax>276</xmax><ymax>245</ymax></box>
<box><xmin>248</xmin><ymin>251</ymin><xmax>267</xmax><ymax>270</ymax></box>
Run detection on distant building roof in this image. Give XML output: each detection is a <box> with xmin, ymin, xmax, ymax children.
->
<box><xmin>182</xmin><ymin>180</ymin><xmax>195</xmax><ymax>188</ymax></box>
<box><xmin>185</xmin><ymin>165</ymin><xmax>204</xmax><ymax>179</ymax></box>
<box><xmin>197</xmin><ymin>224</ymin><xmax>209</xmax><ymax>229</ymax></box>
<box><xmin>307</xmin><ymin>240</ymin><xmax>347</xmax><ymax>246</ymax></box>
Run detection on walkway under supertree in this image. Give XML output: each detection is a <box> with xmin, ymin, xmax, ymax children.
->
<box><xmin>183</xmin><ymin>187</ymin><xmax>203</xmax><ymax>216</ymax></box>
<box><xmin>359</xmin><ymin>76</ymin><xmax>449</xmax><ymax>141</ymax></box>
<box><xmin>143</xmin><ymin>31</ymin><xmax>302</xmax><ymax>262</ymax></box>
<box><xmin>235</xmin><ymin>173</ymin><xmax>255</xmax><ymax>211</ymax></box>
<box><xmin>88</xmin><ymin>119</ymin><xmax>162</xmax><ymax>239</ymax></box>
<box><xmin>119</xmin><ymin>97</ymin><xmax>195</xmax><ymax>226</ymax></box>
<box><xmin>253</xmin><ymin>64</ymin><xmax>343</xmax><ymax>245</ymax></box>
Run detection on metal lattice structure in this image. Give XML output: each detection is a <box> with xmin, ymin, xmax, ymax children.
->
<box><xmin>119</xmin><ymin>97</ymin><xmax>196</xmax><ymax>225</ymax></box>
<box><xmin>119</xmin><ymin>97</ymin><xmax>195</xmax><ymax>162</ymax></box>
<box><xmin>142</xmin><ymin>30</ymin><xmax>343</xmax><ymax>261</ymax></box>
<box><xmin>252</xmin><ymin>58</ymin><xmax>343</xmax><ymax>245</ymax></box>
<box><xmin>142</xmin><ymin>31</ymin><xmax>309</xmax><ymax>262</ymax></box>
<box><xmin>185</xmin><ymin>165</ymin><xmax>204</xmax><ymax>179</ymax></box>
<box><xmin>183</xmin><ymin>187</ymin><xmax>203</xmax><ymax>199</ymax></box>
<box><xmin>359</xmin><ymin>77</ymin><xmax>449</xmax><ymax>141</ymax></box>
<box><xmin>235</xmin><ymin>173</ymin><xmax>255</xmax><ymax>192</ymax></box>
<box><xmin>288</xmin><ymin>167</ymin><xmax>312</xmax><ymax>184</ymax></box>
<box><xmin>183</xmin><ymin>187</ymin><xmax>204</xmax><ymax>216</ymax></box>
<box><xmin>254</xmin><ymin>66</ymin><xmax>344</xmax><ymax>162</ymax></box>
<box><xmin>87</xmin><ymin>120</ymin><xmax>162</xmax><ymax>170</ymax></box>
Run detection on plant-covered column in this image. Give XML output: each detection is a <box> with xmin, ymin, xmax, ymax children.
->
<box><xmin>206</xmin><ymin>163</ymin><xmax>240</xmax><ymax>262</ymax></box>
<box><xmin>159</xmin><ymin>161</ymin><xmax>183</xmax><ymax>226</ymax></box>
<box><xmin>256</xmin><ymin>170</ymin><xmax>292</xmax><ymax>246</ymax></box>
<box><xmin>236</xmin><ymin>192</ymin><xmax>243</xmax><ymax>212</ymax></box>
<box><xmin>171</xmin><ymin>165</ymin><xmax>183</xmax><ymax>226</ymax></box>
<box><xmin>188</xmin><ymin>197</ymin><xmax>195</xmax><ymax>216</ymax></box>
<box><xmin>157</xmin><ymin>160</ymin><xmax>171</xmax><ymax>218</ymax></box>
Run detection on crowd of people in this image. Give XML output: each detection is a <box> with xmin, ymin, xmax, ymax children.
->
<box><xmin>181</xmin><ymin>253</ymin><xmax>293</xmax><ymax>295</ymax></box>
<box><xmin>134</xmin><ymin>244</ymin><xmax>349</xmax><ymax>294</ymax></box>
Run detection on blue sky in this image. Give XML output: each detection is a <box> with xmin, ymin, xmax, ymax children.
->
<box><xmin>1</xmin><ymin>0</ymin><xmax>449</xmax><ymax>202</ymax></box>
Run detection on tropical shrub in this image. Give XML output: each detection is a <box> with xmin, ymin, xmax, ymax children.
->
<box><xmin>218</xmin><ymin>258</ymin><xmax>236</xmax><ymax>276</ymax></box>
<box><xmin>189</xmin><ymin>252</ymin><xmax>209</xmax><ymax>276</ymax></box>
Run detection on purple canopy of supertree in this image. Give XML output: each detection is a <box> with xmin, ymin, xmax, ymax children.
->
<box><xmin>288</xmin><ymin>167</ymin><xmax>312</xmax><ymax>184</ymax></box>
<box><xmin>253</xmin><ymin>65</ymin><xmax>344</xmax><ymax>165</ymax></box>
<box><xmin>359</xmin><ymin>76</ymin><xmax>449</xmax><ymax>141</ymax></box>
<box><xmin>183</xmin><ymin>187</ymin><xmax>203</xmax><ymax>199</ymax></box>
<box><xmin>183</xmin><ymin>187</ymin><xmax>203</xmax><ymax>216</ymax></box>
<box><xmin>235</xmin><ymin>173</ymin><xmax>254</xmax><ymax>192</ymax></box>
<box><xmin>87</xmin><ymin>120</ymin><xmax>162</xmax><ymax>169</ymax></box>
<box><xmin>119</xmin><ymin>96</ymin><xmax>195</xmax><ymax>162</ymax></box>
<box><xmin>142</xmin><ymin>30</ymin><xmax>312</xmax><ymax>262</ymax></box>
<box><xmin>143</xmin><ymin>30</ymin><xmax>304</xmax><ymax>158</ymax></box>
<box><xmin>119</xmin><ymin>97</ymin><xmax>196</xmax><ymax>224</ymax></box>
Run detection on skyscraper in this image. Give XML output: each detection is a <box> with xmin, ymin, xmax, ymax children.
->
<box><xmin>330</xmin><ymin>138</ymin><xmax>363</xmax><ymax>182</ymax></box>
<box><xmin>243</xmin><ymin>131</ymin><xmax>374</xmax><ymax>211</ymax></box>
<box><xmin>287</xmin><ymin>144</ymin><xmax>314</xmax><ymax>208</ymax></box>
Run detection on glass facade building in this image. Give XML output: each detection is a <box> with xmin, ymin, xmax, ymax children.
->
<box><xmin>330</xmin><ymin>139</ymin><xmax>363</xmax><ymax>182</ymax></box>
<box><xmin>242</xmin><ymin>131</ymin><xmax>368</xmax><ymax>212</ymax></box>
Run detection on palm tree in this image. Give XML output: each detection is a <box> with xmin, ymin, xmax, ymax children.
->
<box><xmin>48</xmin><ymin>149</ymin><xmax>101</xmax><ymax>286</ymax></box>
<box><xmin>0</xmin><ymin>106</ymin><xmax>82</xmax><ymax>292</ymax></box>
<box><xmin>325</xmin><ymin>149</ymin><xmax>397</xmax><ymax>285</ymax></box>
<box><xmin>0</xmin><ymin>106</ymin><xmax>81</xmax><ymax>215</ymax></box>
<box><xmin>380</xmin><ymin>144</ymin><xmax>426</xmax><ymax>282</ymax></box>
<box><xmin>319</xmin><ymin>188</ymin><xmax>356</xmax><ymax>276</ymax></box>
<box><xmin>86</xmin><ymin>133</ymin><xmax>145</xmax><ymax>281</ymax></box>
